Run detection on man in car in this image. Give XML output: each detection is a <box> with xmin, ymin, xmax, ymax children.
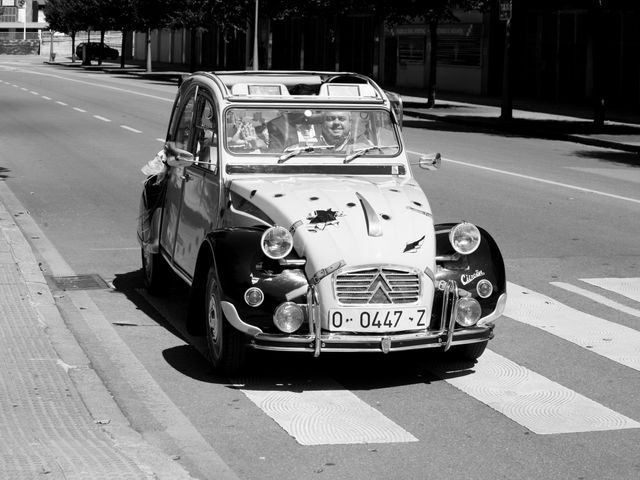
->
<box><xmin>319</xmin><ymin>111</ymin><xmax>352</xmax><ymax>150</ymax></box>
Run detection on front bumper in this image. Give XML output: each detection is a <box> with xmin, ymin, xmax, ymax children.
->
<box><xmin>221</xmin><ymin>282</ymin><xmax>506</xmax><ymax>355</ymax></box>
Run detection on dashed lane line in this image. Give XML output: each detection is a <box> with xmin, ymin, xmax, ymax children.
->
<box><xmin>6</xmin><ymin>78</ymin><xmax>145</xmax><ymax>133</ymax></box>
<box><xmin>551</xmin><ymin>281</ymin><xmax>640</xmax><ymax>318</ymax></box>
<box><xmin>505</xmin><ymin>281</ymin><xmax>640</xmax><ymax>372</ymax></box>
<box><xmin>121</xmin><ymin>125</ymin><xmax>142</xmax><ymax>133</ymax></box>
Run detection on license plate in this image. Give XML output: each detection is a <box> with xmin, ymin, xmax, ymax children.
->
<box><xmin>328</xmin><ymin>307</ymin><xmax>428</xmax><ymax>333</ymax></box>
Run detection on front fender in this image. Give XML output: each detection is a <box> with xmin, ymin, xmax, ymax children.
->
<box><xmin>434</xmin><ymin>223</ymin><xmax>506</xmax><ymax>318</ymax></box>
<box><xmin>205</xmin><ymin>228</ymin><xmax>309</xmax><ymax>333</ymax></box>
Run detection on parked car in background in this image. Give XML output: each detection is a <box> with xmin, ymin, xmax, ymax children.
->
<box><xmin>75</xmin><ymin>42</ymin><xmax>119</xmax><ymax>61</ymax></box>
<box><xmin>137</xmin><ymin>70</ymin><xmax>507</xmax><ymax>374</ymax></box>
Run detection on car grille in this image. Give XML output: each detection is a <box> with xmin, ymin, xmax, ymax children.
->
<box><xmin>334</xmin><ymin>267</ymin><xmax>420</xmax><ymax>304</ymax></box>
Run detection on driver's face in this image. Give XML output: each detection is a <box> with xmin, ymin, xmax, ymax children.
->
<box><xmin>322</xmin><ymin>111</ymin><xmax>351</xmax><ymax>144</ymax></box>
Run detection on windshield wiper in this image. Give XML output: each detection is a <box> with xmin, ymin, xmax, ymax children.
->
<box><xmin>343</xmin><ymin>145</ymin><xmax>398</xmax><ymax>163</ymax></box>
<box><xmin>278</xmin><ymin>144</ymin><xmax>335</xmax><ymax>163</ymax></box>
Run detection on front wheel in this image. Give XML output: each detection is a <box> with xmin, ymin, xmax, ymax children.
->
<box><xmin>447</xmin><ymin>340</ymin><xmax>488</xmax><ymax>361</ymax></box>
<box><xmin>205</xmin><ymin>264</ymin><xmax>246</xmax><ymax>375</ymax></box>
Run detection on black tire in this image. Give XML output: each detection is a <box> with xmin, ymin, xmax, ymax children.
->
<box><xmin>205</xmin><ymin>264</ymin><xmax>246</xmax><ymax>375</ymax></box>
<box><xmin>141</xmin><ymin>247</ymin><xmax>169</xmax><ymax>295</ymax></box>
<box><xmin>447</xmin><ymin>341</ymin><xmax>488</xmax><ymax>361</ymax></box>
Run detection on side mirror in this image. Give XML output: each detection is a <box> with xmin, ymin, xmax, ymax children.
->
<box><xmin>165</xmin><ymin>142</ymin><xmax>195</xmax><ymax>167</ymax></box>
<box><xmin>418</xmin><ymin>152</ymin><xmax>441</xmax><ymax>170</ymax></box>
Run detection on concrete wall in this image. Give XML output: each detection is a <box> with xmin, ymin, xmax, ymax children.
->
<box><xmin>0</xmin><ymin>39</ymin><xmax>39</xmax><ymax>54</ymax></box>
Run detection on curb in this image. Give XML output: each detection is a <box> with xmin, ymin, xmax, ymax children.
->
<box><xmin>0</xmin><ymin>182</ymin><xmax>196</xmax><ymax>480</ymax></box>
<box><xmin>403</xmin><ymin>109</ymin><xmax>640</xmax><ymax>155</ymax></box>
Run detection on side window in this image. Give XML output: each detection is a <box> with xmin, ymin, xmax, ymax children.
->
<box><xmin>194</xmin><ymin>96</ymin><xmax>218</xmax><ymax>169</ymax></box>
<box><xmin>173</xmin><ymin>90</ymin><xmax>197</xmax><ymax>151</ymax></box>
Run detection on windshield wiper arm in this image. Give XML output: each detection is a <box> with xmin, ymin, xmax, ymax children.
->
<box><xmin>278</xmin><ymin>144</ymin><xmax>335</xmax><ymax>163</ymax></box>
<box><xmin>344</xmin><ymin>145</ymin><xmax>398</xmax><ymax>163</ymax></box>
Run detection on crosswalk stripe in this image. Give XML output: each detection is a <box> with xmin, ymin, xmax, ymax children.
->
<box><xmin>505</xmin><ymin>282</ymin><xmax>640</xmax><ymax>372</ymax></box>
<box><xmin>236</xmin><ymin>379</ymin><xmax>418</xmax><ymax>445</ymax></box>
<box><xmin>581</xmin><ymin>277</ymin><xmax>640</xmax><ymax>304</ymax></box>
<box><xmin>551</xmin><ymin>281</ymin><xmax>640</xmax><ymax>318</ymax></box>
<box><xmin>428</xmin><ymin>350</ymin><xmax>640</xmax><ymax>434</ymax></box>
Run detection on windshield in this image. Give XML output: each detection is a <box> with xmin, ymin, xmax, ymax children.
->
<box><xmin>224</xmin><ymin>108</ymin><xmax>400</xmax><ymax>159</ymax></box>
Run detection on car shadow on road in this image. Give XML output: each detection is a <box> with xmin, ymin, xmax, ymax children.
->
<box><xmin>162</xmin><ymin>341</ymin><xmax>480</xmax><ymax>392</ymax></box>
<box><xmin>0</xmin><ymin>166</ymin><xmax>9</xmax><ymax>179</ymax></box>
<box><xmin>112</xmin><ymin>269</ymin><xmax>480</xmax><ymax>391</ymax></box>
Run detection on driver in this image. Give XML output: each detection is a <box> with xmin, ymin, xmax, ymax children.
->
<box><xmin>319</xmin><ymin>111</ymin><xmax>352</xmax><ymax>151</ymax></box>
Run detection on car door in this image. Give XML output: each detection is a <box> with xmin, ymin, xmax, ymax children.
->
<box><xmin>159</xmin><ymin>85</ymin><xmax>198</xmax><ymax>264</ymax></box>
<box><xmin>172</xmin><ymin>89</ymin><xmax>222</xmax><ymax>279</ymax></box>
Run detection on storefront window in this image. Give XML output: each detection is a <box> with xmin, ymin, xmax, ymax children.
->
<box><xmin>437</xmin><ymin>23</ymin><xmax>483</xmax><ymax>66</ymax></box>
<box><xmin>398</xmin><ymin>35</ymin><xmax>425</xmax><ymax>64</ymax></box>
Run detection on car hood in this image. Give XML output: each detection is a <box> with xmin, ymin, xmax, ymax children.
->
<box><xmin>229</xmin><ymin>175</ymin><xmax>436</xmax><ymax>277</ymax></box>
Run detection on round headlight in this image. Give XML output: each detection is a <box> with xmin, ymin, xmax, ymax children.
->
<box><xmin>244</xmin><ymin>287</ymin><xmax>264</xmax><ymax>307</ymax></box>
<box><xmin>273</xmin><ymin>302</ymin><xmax>305</xmax><ymax>333</ymax></box>
<box><xmin>455</xmin><ymin>297</ymin><xmax>482</xmax><ymax>327</ymax></box>
<box><xmin>449</xmin><ymin>222</ymin><xmax>481</xmax><ymax>255</ymax></box>
<box><xmin>261</xmin><ymin>226</ymin><xmax>294</xmax><ymax>259</ymax></box>
<box><xmin>476</xmin><ymin>279</ymin><xmax>493</xmax><ymax>299</ymax></box>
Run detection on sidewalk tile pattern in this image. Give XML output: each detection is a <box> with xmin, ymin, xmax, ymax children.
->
<box><xmin>0</xmin><ymin>238</ymin><xmax>148</xmax><ymax>478</ymax></box>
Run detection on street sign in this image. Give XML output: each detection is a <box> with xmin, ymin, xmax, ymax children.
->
<box><xmin>499</xmin><ymin>0</ymin><xmax>512</xmax><ymax>21</ymax></box>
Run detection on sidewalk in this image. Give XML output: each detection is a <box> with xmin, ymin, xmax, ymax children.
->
<box><xmin>0</xmin><ymin>195</ymin><xmax>193</xmax><ymax>479</ymax></box>
<box><xmin>396</xmin><ymin>91</ymin><xmax>640</xmax><ymax>155</ymax></box>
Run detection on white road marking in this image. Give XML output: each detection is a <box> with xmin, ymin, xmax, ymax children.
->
<box><xmin>408</xmin><ymin>151</ymin><xmax>640</xmax><ymax>205</ymax></box>
<box><xmin>505</xmin><ymin>282</ymin><xmax>640</xmax><ymax>371</ymax></box>
<box><xmin>20</xmin><ymin>87</ymin><xmax>27</xmax><ymax>91</ymax></box>
<box><xmin>156</xmin><ymin>138</ymin><xmax>165</xmax><ymax>142</ymax></box>
<box><xmin>551</xmin><ymin>281</ymin><xmax>640</xmax><ymax>318</ymax></box>
<box><xmin>2</xmin><ymin>67</ymin><xmax>173</xmax><ymax>102</ymax></box>
<box><xmin>581</xmin><ymin>277</ymin><xmax>640</xmax><ymax>304</ymax></box>
<box><xmin>93</xmin><ymin>115</ymin><xmax>111</xmax><ymax>122</ymax></box>
<box><xmin>428</xmin><ymin>350</ymin><xmax>640</xmax><ymax>434</ymax></box>
<box><xmin>42</xmin><ymin>96</ymin><xmax>51</xmax><ymax>100</ymax></box>
<box><xmin>30</xmin><ymin>90</ymin><xmax>38</xmax><ymax>95</ymax></box>
<box><xmin>73</xmin><ymin>107</ymin><xmax>86</xmax><ymax>113</ymax></box>
<box><xmin>237</xmin><ymin>379</ymin><xmax>418</xmax><ymax>445</ymax></box>
<box><xmin>121</xmin><ymin>125</ymin><xmax>142</xmax><ymax>133</ymax></box>
<box><xmin>55</xmin><ymin>101</ymin><xmax>67</xmax><ymax>106</ymax></box>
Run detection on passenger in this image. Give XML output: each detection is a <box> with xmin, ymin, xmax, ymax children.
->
<box><xmin>228</xmin><ymin>115</ymin><xmax>267</xmax><ymax>151</ymax></box>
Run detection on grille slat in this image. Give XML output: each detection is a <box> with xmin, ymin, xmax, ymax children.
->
<box><xmin>335</xmin><ymin>267</ymin><xmax>420</xmax><ymax>305</ymax></box>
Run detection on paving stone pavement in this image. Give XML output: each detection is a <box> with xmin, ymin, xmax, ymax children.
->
<box><xmin>0</xmin><ymin>200</ymin><xmax>193</xmax><ymax>479</ymax></box>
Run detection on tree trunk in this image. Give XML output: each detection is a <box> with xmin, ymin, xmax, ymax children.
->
<box><xmin>427</xmin><ymin>18</ymin><xmax>438</xmax><ymax>108</ymax></box>
<box><xmin>146</xmin><ymin>28</ymin><xmax>152</xmax><ymax>72</ymax></box>
<box><xmin>591</xmin><ymin>1</ymin><xmax>605</xmax><ymax>126</ymax></box>
<box><xmin>190</xmin><ymin>29</ymin><xmax>197</xmax><ymax>72</ymax></box>
<box><xmin>71</xmin><ymin>32</ymin><xmax>76</xmax><ymax>62</ymax></box>
<box><xmin>120</xmin><ymin>30</ymin><xmax>127</xmax><ymax>68</ymax></box>
<box><xmin>98</xmin><ymin>30</ymin><xmax>105</xmax><ymax>66</ymax></box>
<box><xmin>500</xmin><ymin>18</ymin><xmax>513</xmax><ymax>120</ymax></box>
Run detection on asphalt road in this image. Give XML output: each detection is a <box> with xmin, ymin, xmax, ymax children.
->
<box><xmin>1</xmin><ymin>57</ymin><xmax>639</xmax><ymax>480</ymax></box>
